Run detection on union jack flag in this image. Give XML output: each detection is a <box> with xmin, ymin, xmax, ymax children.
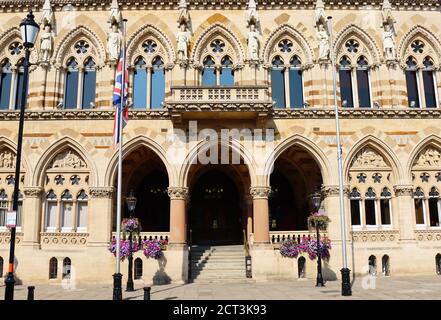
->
<box><xmin>112</xmin><ymin>48</ymin><xmax>129</xmax><ymax>145</ymax></box>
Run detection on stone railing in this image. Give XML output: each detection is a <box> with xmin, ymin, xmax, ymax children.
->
<box><xmin>40</xmin><ymin>232</ymin><xmax>89</xmax><ymax>246</ymax></box>
<box><xmin>111</xmin><ymin>232</ymin><xmax>169</xmax><ymax>243</ymax></box>
<box><xmin>415</xmin><ymin>229</ymin><xmax>441</xmax><ymax>241</ymax></box>
<box><xmin>170</xmin><ymin>86</ymin><xmax>270</xmax><ymax>103</ymax></box>
<box><xmin>269</xmin><ymin>230</ymin><xmax>319</xmax><ymax>245</ymax></box>
<box><xmin>350</xmin><ymin>230</ymin><xmax>400</xmax><ymax>243</ymax></box>
<box><xmin>0</xmin><ymin>231</ymin><xmax>23</xmax><ymax>246</ymax></box>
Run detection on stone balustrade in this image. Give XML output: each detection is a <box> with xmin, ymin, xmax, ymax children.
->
<box><xmin>269</xmin><ymin>230</ymin><xmax>320</xmax><ymax>245</ymax></box>
<box><xmin>111</xmin><ymin>232</ymin><xmax>170</xmax><ymax>243</ymax></box>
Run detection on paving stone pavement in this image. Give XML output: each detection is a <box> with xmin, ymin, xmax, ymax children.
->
<box><xmin>1</xmin><ymin>275</ymin><xmax>440</xmax><ymax>300</ymax></box>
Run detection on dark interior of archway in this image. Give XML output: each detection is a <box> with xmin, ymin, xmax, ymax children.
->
<box><xmin>113</xmin><ymin>147</ymin><xmax>169</xmax><ymax>232</ymax></box>
<box><xmin>189</xmin><ymin>168</ymin><xmax>243</xmax><ymax>245</ymax></box>
<box><xmin>270</xmin><ymin>146</ymin><xmax>323</xmax><ymax>231</ymax></box>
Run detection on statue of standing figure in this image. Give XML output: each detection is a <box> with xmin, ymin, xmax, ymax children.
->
<box><xmin>176</xmin><ymin>23</ymin><xmax>190</xmax><ymax>61</ymax></box>
<box><xmin>317</xmin><ymin>24</ymin><xmax>330</xmax><ymax>61</ymax></box>
<box><xmin>39</xmin><ymin>0</ymin><xmax>55</xmax><ymax>63</ymax></box>
<box><xmin>381</xmin><ymin>0</ymin><xmax>396</xmax><ymax>60</ymax></box>
<box><xmin>247</xmin><ymin>23</ymin><xmax>259</xmax><ymax>61</ymax></box>
<box><xmin>107</xmin><ymin>23</ymin><xmax>122</xmax><ymax>61</ymax></box>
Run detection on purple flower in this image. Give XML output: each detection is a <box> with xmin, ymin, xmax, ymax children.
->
<box><xmin>142</xmin><ymin>239</ymin><xmax>164</xmax><ymax>259</ymax></box>
<box><xmin>108</xmin><ymin>238</ymin><xmax>140</xmax><ymax>261</ymax></box>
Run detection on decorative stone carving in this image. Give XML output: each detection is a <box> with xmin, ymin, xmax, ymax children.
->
<box><xmin>0</xmin><ymin>149</ymin><xmax>15</xmax><ymax>169</ymax></box>
<box><xmin>414</xmin><ymin>230</ymin><xmax>441</xmax><ymax>242</ymax></box>
<box><xmin>246</xmin><ymin>0</ymin><xmax>259</xmax><ymax>27</ymax></box>
<box><xmin>39</xmin><ymin>0</ymin><xmax>55</xmax><ymax>63</ymax></box>
<box><xmin>321</xmin><ymin>185</ymin><xmax>350</xmax><ymax>197</ymax></box>
<box><xmin>107</xmin><ymin>23</ymin><xmax>122</xmax><ymax>61</ymax></box>
<box><xmin>351</xmin><ymin>230</ymin><xmax>398</xmax><ymax>242</ymax></box>
<box><xmin>393</xmin><ymin>185</ymin><xmax>414</xmax><ymax>196</ymax></box>
<box><xmin>50</xmin><ymin>149</ymin><xmax>87</xmax><ymax>169</ymax></box>
<box><xmin>247</xmin><ymin>23</ymin><xmax>259</xmax><ymax>61</ymax></box>
<box><xmin>351</xmin><ymin>148</ymin><xmax>388</xmax><ymax>169</ymax></box>
<box><xmin>108</xmin><ymin>0</ymin><xmax>122</xmax><ymax>27</ymax></box>
<box><xmin>315</xmin><ymin>0</ymin><xmax>329</xmax><ymax>61</ymax></box>
<box><xmin>23</xmin><ymin>187</ymin><xmax>42</xmax><ymax>198</ymax></box>
<box><xmin>40</xmin><ymin>232</ymin><xmax>89</xmax><ymax>246</ymax></box>
<box><xmin>381</xmin><ymin>0</ymin><xmax>396</xmax><ymax>61</ymax></box>
<box><xmin>176</xmin><ymin>23</ymin><xmax>190</xmax><ymax>62</ymax></box>
<box><xmin>414</xmin><ymin>147</ymin><xmax>441</xmax><ymax>167</ymax></box>
<box><xmin>250</xmin><ymin>187</ymin><xmax>271</xmax><ymax>199</ymax></box>
<box><xmin>89</xmin><ymin>187</ymin><xmax>114</xmax><ymax>198</ymax></box>
<box><xmin>167</xmin><ymin>187</ymin><xmax>189</xmax><ymax>200</ymax></box>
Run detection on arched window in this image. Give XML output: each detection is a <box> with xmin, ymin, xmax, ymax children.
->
<box><xmin>64</xmin><ymin>57</ymin><xmax>79</xmax><ymax>109</ymax></box>
<box><xmin>422</xmin><ymin>57</ymin><xmax>438</xmax><ymax>108</ymax></box>
<box><xmin>405</xmin><ymin>57</ymin><xmax>420</xmax><ymax>108</ymax></box>
<box><xmin>382</xmin><ymin>255</ymin><xmax>390</xmax><ymax>276</ymax></box>
<box><xmin>151</xmin><ymin>56</ymin><xmax>165</xmax><ymax>109</ymax></box>
<box><xmin>202</xmin><ymin>56</ymin><xmax>216</xmax><ymax>86</ymax></box>
<box><xmin>49</xmin><ymin>257</ymin><xmax>58</xmax><ymax>279</ymax></box>
<box><xmin>271</xmin><ymin>56</ymin><xmax>285</xmax><ymax>108</ymax></box>
<box><xmin>0</xmin><ymin>60</ymin><xmax>12</xmax><ymax>110</ymax></box>
<box><xmin>76</xmin><ymin>190</ymin><xmax>88</xmax><ymax>232</ymax></box>
<box><xmin>220</xmin><ymin>56</ymin><xmax>234</xmax><ymax>86</ymax></box>
<box><xmin>0</xmin><ymin>256</ymin><xmax>3</xmax><ymax>277</ymax></box>
<box><xmin>0</xmin><ymin>189</ymin><xmax>8</xmax><ymax>230</ymax></box>
<box><xmin>61</xmin><ymin>190</ymin><xmax>73</xmax><ymax>231</ymax></box>
<box><xmin>289</xmin><ymin>56</ymin><xmax>303</xmax><ymax>108</ymax></box>
<box><xmin>45</xmin><ymin>190</ymin><xmax>57</xmax><ymax>231</ymax></box>
<box><xmin>339</xmin><ymin>56</ymin><xmax>353</xmax><ymax>108</ymax></box>
<box><xmin>436</xmin><ymin>254</ymin><xmax>441</xmax><ymax>275</ymax></box>
<box><xmin>298</xmin><ymin>256</ymin><xmax>306</xmax><ymax>278</ymax></box>
<box><xmin>428</xmin><ymin>187</ymin><xmax>440</xmax><ymax>227</ymax></box>
<box><xmin>365</xmin><ymin>187</ymin><xmax>377</xmax><ymax>226</ymax></box>
<box><xmin>380</xmin><ymin>187</ymin><xmax>392</xmax><ymax>226</ymax></box>
<box><xmin>133</xmin><ymin>56</ymin><xmax>147</xmax><ymax>109</ymax></box>
<box><xmin>134</xmin><ymin>258</ymin><xmax>143</xmax><ymax>280</ymax></box>
<box><xmin>368</xmin><ymin>255</ymin><xmax>377</xmax><ymax>276</ymax></box>
<box><xmin>62</xmin><ymin>257</ymin><xmax>71</xmax><ymax>279</ymax></box>
<box><xmin>413</xmin><ymin>187</ymin><xmax>426</xmax><ymax>226</ymax></box>
<box><xmin>14</xmin><ymin>60</ymin><xmax>25</xmax><ymax>110</ymax></box>
<box><xmin>349</xmin><ymin>188</ymin><xmax>362</xmax><ymax>227</ymax></box>
<box><xmin>82</xmin><ymin>57</ymin><xmax>96</xmax><ymax>109</ymax></box>
<box><xmin>13</xmin><ymin>190</ymin><xmax>23</xmax><ymax>228</ymax></box>
<box><xmin>356</xmin><ymin>56</ymin><xmax>371</xmax><ymax>108</ymax></box>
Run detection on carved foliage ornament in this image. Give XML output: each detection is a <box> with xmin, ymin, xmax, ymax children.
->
<box><xmin>49</xmin><ymin>149</ymin><xmax>87</xmax><ymax>170</ymax></box>
<box><xmin>350</xmin><ymin>147</ymin><xmax>389</xmax><ymax>169</ymax></box>
<box><xmin>250</xmin><ymin>187</ymin><xmax>271</xmax><ymax>199</ymax></box>
<box><xmin>168</xmin><ymin>187</ymin><xmax>189</xmax><ymax>200</ymax></box>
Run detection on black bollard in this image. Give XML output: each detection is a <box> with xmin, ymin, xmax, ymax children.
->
<box><xmin>143</xmin><ymin>286</ymin><xmax>151</xmax><ymax>300</ymax></box>
<box><xmin>27</xmin><ymin>286</ymin><xmax>35</xmax><ymax>300</ymax></box>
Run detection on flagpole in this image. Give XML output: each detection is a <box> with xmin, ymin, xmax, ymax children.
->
<box><xmin>112</xmin><ymin>18</ymin><xmax>127</xmax><ymax>301</ymax></box>
<box><xmin>327</xmin><ymin>16</ymin><xmax>352</xmax><ymax>296</ymax></box>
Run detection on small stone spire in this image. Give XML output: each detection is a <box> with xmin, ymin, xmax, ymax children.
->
<box><xmin>40</xmin><ymin>0</ymin><xmax>55</xmax><ymax>28</ymax></box>
<box><xmin>246</xmin><ymin>0</ymin><xmax>259</xmax><ymax>27</ymax></box>
<box><xmin>108</xmin><ymin>0</ymin><xmax>122</xmax><ymax>26</ymax></box>
<box><xmin>177</xmin><ymin>0</ymin><xmax>190</xmax><ymax>28</ymax></box>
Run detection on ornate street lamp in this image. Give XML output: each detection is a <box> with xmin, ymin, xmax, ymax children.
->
<box><xmin>4</xmin><ymin>11</ymin><xmax>39</xmax><ymax>301</ymax></box>
<box><xmin>309</xmin><ymin>190</ymin><xmax>324</xmax><ymax>287</ymax></box>
<box><xmin>125</xmin><ymin>190</ymin><xmax>137</xmax><ymax>292</ymax></box>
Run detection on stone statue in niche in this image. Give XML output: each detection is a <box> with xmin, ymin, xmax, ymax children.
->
<box><xmin>316</xmin><ymin>24</ymin><xmax>330</xmax><ymax>61</ymax></box>
<box><xmin>381</xmin><ymin>0</ymin><xmax>396</xmax><ymax>60</ymax></box>
<box><xmin>352</xmin><ymin>148</ymin><xmax>387</xmax><ymax>168</ymax></box>
<box><xmin>416</xmin><ymin>148</ymin><xmax>441</xmax><ymax>167</ymax></box>
<box><xmin>247</xmin><ymin>23</ymin><xmax>259</xmax><ymax>61</ymax></box>
<box><xmin>39</xmin><ymin>0</ymin><xmax>55</xmax><ymax>63</ymax></box>
<box><xmin>176</xmin><ymin>23</ymin><xmax>190</xmax><ymax>61</ymax></box>
<box><xmin>107</xmin><ymin>23</ymin><xmax>122</xmax><ymax>61</ymax></box>
<box><xmin>51</xmin><ymin>149</ymin><xmax>86</xmax><ymax>169</ymax></box>
<box><xmin>0</xmin><ymin>150</ymin><xmax>15</xmax><ymax>169</ymax></box>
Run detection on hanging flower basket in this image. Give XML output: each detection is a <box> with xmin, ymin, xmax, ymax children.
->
<box><xmin>142</xmin><ymin>239</ymin><xmax>165</xmax><ymax>259</ymax></box>
<box><xmin>121</xmin><ymin>218</ymin><xmax>142</xmax><ymax>234</ymax></box>
<box><xmin>308</xmin><ymin>212</ymin><xmax>331</xmax><ymax>230</ymax></box>
<box><xmin>108</xmin><ymin>238</ymin><xmax>140</xmax><ymax>261</ymax></box>
<box><xmin>279</xmin><ymin>236</ymin><xmax>332</xmax><ymax>261</ymax></box>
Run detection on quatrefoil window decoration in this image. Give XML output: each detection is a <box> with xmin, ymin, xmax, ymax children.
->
<box><xmin>55</xmin><ymin>174</ymin><xmax>65</xmax><ymax>185</ymax></box>
<box><xmin>210</xmin><ymin>39</ymin><xmax>225</xmax><ymax>53</ymax></box>
<box><xmin>381</xmin><ymin>188</ymin><xmax>392</xmax><ymax>198</ymax></box>
<box><xmin>70</xmin><ymin>175</ymin><xmax>80</xmax><ymax>185</ymax></box>
<box><xmin>9</xmin><ymin>42</ymin><xmax>23</xmax><ymax>55</ymax></box>
<box><xmin>6</xmin><ymin>175</ymin><xmax>14</xmax><ymax>185</ymax></box>
<box><xmin>142</xmin><ymin>40</ymin><xmax>157</xmax><ymax>53</ymax></box>
<box><xmin>74</xmin><ymin>40</ymin><xmax>89</xmax><ymax>54</ymax></box>
<box><xmin>345</xmin><ymin>39</ymin><xmax>359</xmax><ymax>53</ymax></box>
<box><xmin>349</xmin><ymin>188</ymin><xmax>360</xmax><ymax>199</ymax></box>
<box><xmin>411</xmin><ymin>40</ymin><xmax>424</xmax><ymax>54</ymax></box>
<box><xmin>420</xmin><ymin>172</ymin><xmax>430</xmax><ymax>182</ymax></box>
<box><xmin>365</xmin><ymin>187</ymin><xmax>376</xmax><ymax>198</ymax></box>
<box><xmin>372</xmin><ymin>173</ymin><xmax>382</xmax><ymax>183</ymax></box>
<box><xmin>429</xmin><ymin>187</ymin><xmax>439</xmax><ymax>197</ymax></box>
<box><xmin>357</xmin><ymin>173</ymin><xmax>367</xmax><ymax>183</ymax></box>
<box><xmin>278</xmin><ymin>39</ymin><xmax>293</xmax><ymax>53</ymax></box>
<box><xmin>436</xmin><ymin>172</ymin><xmax>441</xmax><ymax>182</ymax></box>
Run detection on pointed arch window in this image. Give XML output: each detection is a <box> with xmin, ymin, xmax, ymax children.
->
<box><xmin>0</xmin><ymin>60</ymin><xmax>12</xmax><ymax>110</ymax></box>
<box><xmin>339</xmin><ymin>56</ymin><xmax>353</xmax><ymax>108</ymax></box>
<box><xmin>82</xmin><ymin>58</ymin><xmax>96</xmax><ymax>109</ymax></box>
<box><xmin>405</xmin><ymin>57</ymin><xmax>420</xmax><ymax>108</ymax></box>
<box><xmin>134</xmin><ymin>258</ymin><xmax>143</xmax><ymax>279</ymax></box>
<box><xmin>428</xmin><ymin>187</ymin><xmax>440</xmax><ymax>227</ymax></box>
<box><xmin>365</xmin><ymin>187</ymin><xmax>377</xmax><ymax>226</ymax></box>
<box><xmin>133</xmin><ymin>57</ymin><xmax>147</xmax><ymax>109</ymax></box>
<box><xmin>289</xmin><ymin>56</ymin><xmax>304</xmax><ymax>108</ymax></box>
<box><xmin>271</xmin><ymin>56</ymin><xmax>285</xmax><ymax>108</ymax></box>
<box><xmin>14</xmin><ymin>60</ymin><xmax>25</xmax><ymax>110</ymax></box>
<box><xmin>380</xmin><ymin>187</ymin><xmax>392</xmax><ymax>226</ymax></box>
<box><xmin>49</xmin><ymin>257</ymin><xmax>58</xmax><ymax>279</ymax></box>
<box><xmin>64</xmin><ymin>58</ymin><xmax>79</xmax><ymax>109</ymax></box>
<box><xmin>349</xmin><ymin>188</ymin><xmax>362</xmax><ymax>227</ymax></box>
<box><xmin>62</xmin><ymin>257</ymin><xmax>71</xmax><ymax>279</ymax></box>
<box><xmin>413</xmin><ymin>187</ymin><xmax>426</xmax><ymax>226</ymax></box>
<box><xmin>422</xmin><ymin>57</ymin><xmax>438</xmax><ymax>108</ymax></box>
<box><xmin>61</xmin><ymin>190</ymin><xmax>73</xmax><ymax>231</ymax></box>
<box><xmin>45</xmin><ymin>189</ymin><xmax>57</xmax><ymax>231</ymax></box>
<box><xmin>76</xmin><ymin>190</ymin><xmax>88</xmax><ymax>232</ymax></box>
<box><xmin>220</xmin><ymin>56</ymin><xmax>234</xmax><ymax>86</ymax></box>
<box><xmin>151</xmin><ymin>56</ymin><xmax>165</xmax><ymax>109</ymax></box>
<box><xmin>0</xmin><ymin>189</ymin><xmax>8</xmax><ymax>230</ymax></box>
<box><xmin>202</xmin><ymin>56</ymin><xmax>217</xmax><ymax>86</ymax></box>
<box><xmin>356</xmin><ymin>56</ymin><xmax>371</xmax><ymax>108</ymax></box>
<box><xmin>13</xmin><ymin>190</ymin><xmax>23</xmax><ymax>228</ymax></box>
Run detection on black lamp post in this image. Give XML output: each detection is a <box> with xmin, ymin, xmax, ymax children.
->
<box><xmin>126</xmin><ymin>190</ymin><xmax>137</xmax><ymax>292</ymax></box>
<box><xmin>310</xmin><ymin>190</ymin><xmax>324</xmax><ymax>287</ymax></box>
<box><xmin>4</xmin><ymin>11</ymin><xmax>39</xmax><ymax>301</ymax></box>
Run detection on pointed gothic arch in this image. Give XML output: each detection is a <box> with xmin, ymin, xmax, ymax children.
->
<box><xmin>406</xmin><ymin>135</ymin><xmax>441</xmax><ymax>178</ymax></box>
<box><xmin>398</xmin><ymin>25</ymin><xmax>441</xmax><ymax>65</ymax></box>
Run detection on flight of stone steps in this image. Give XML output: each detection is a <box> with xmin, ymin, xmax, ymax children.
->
<box><xmin>189</xmin><ymin>245</ymin><xmax>254</xmax><ymax>283</ymax></box>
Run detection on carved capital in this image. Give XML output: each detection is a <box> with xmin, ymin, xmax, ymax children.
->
<box><xmin>89</xmin><ymin>187</ymin><xmax>114</xmax><ymax>198</ymax></box>
<box><xmin>23</xmin><ymin>187</ymin><xmax>42</xmax><ymax>198</ymax></box>
<box><xmin>321</xmin><ymin>185</ymin><xmax>350</xmax><ymax>197</ymax></box>
<box><xmin>168</xmin><ymin>187</ymin><xmax>189</xmax><ymax>200</ymax></box>
<box><xmin>393</xmin><ymin>185</ymin><xmax>414</xmax><ymax>196</ymax></box>
<box><xmin>250</xmin><ymin>187</ymin><xmax>271</xmax><ymax>199</ymax></box>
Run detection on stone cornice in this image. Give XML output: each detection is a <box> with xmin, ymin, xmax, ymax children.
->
<box><xmin>0</xmin><ymin>1</ymin><xmax>438</xmax><ymax>12</ymax></box>
<box><xmin>89</xmin><ymin>187</ymin><xmax>114</xmax><ymax>198</ymax></box>
<box><xmin>167</xmin><ymin>187</ymin><xmax>189</xmax><ymax>200</ymax></box>
<box><xmin>166</xmin><ymin>102</ymin><xmax>274</xmax><ymax>113</ymax></box>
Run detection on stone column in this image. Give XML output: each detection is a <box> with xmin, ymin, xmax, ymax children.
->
<box><xmin>22</xmin><ymin>187</ymin><xmax>42</xmax><ymax>247</ymax></box>
<box><xmin>393</xmin><ymin>185</ymin><xmax>415</xmax><ymax>241</ymax></box>
<box><xmin>77</xmin><ymin>67</ymin><xmax>85</xmax><ymax>109</ymax></box>
<box><xmin>250</xmin><ymin>187</ymin><xmax>271</xmax><ymax>244</ymax></box>
<box><xmin>88</xmin><ymin>187</ymin><xmax>114</xmax><ymax>246</ymax></box>
<box><xmin>283</xmin><ymin>65</ymin><xmax>290</xmax><ymax>108</ymax></box>
<box><xmin>168</xmin><ymin>187</ymin><xmax>189</xmax><ymax>244</ymax></box>
<box><xmin>245</xmin><ymin>195</ymin><xmax>253</xmax><ymax>244</ymax></box>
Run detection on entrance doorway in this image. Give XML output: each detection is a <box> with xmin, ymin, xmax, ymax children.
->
<box><xmin>189</xmin><ymin>169</ymin><xmax>243</xmax><ymax>245</ymax></box>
